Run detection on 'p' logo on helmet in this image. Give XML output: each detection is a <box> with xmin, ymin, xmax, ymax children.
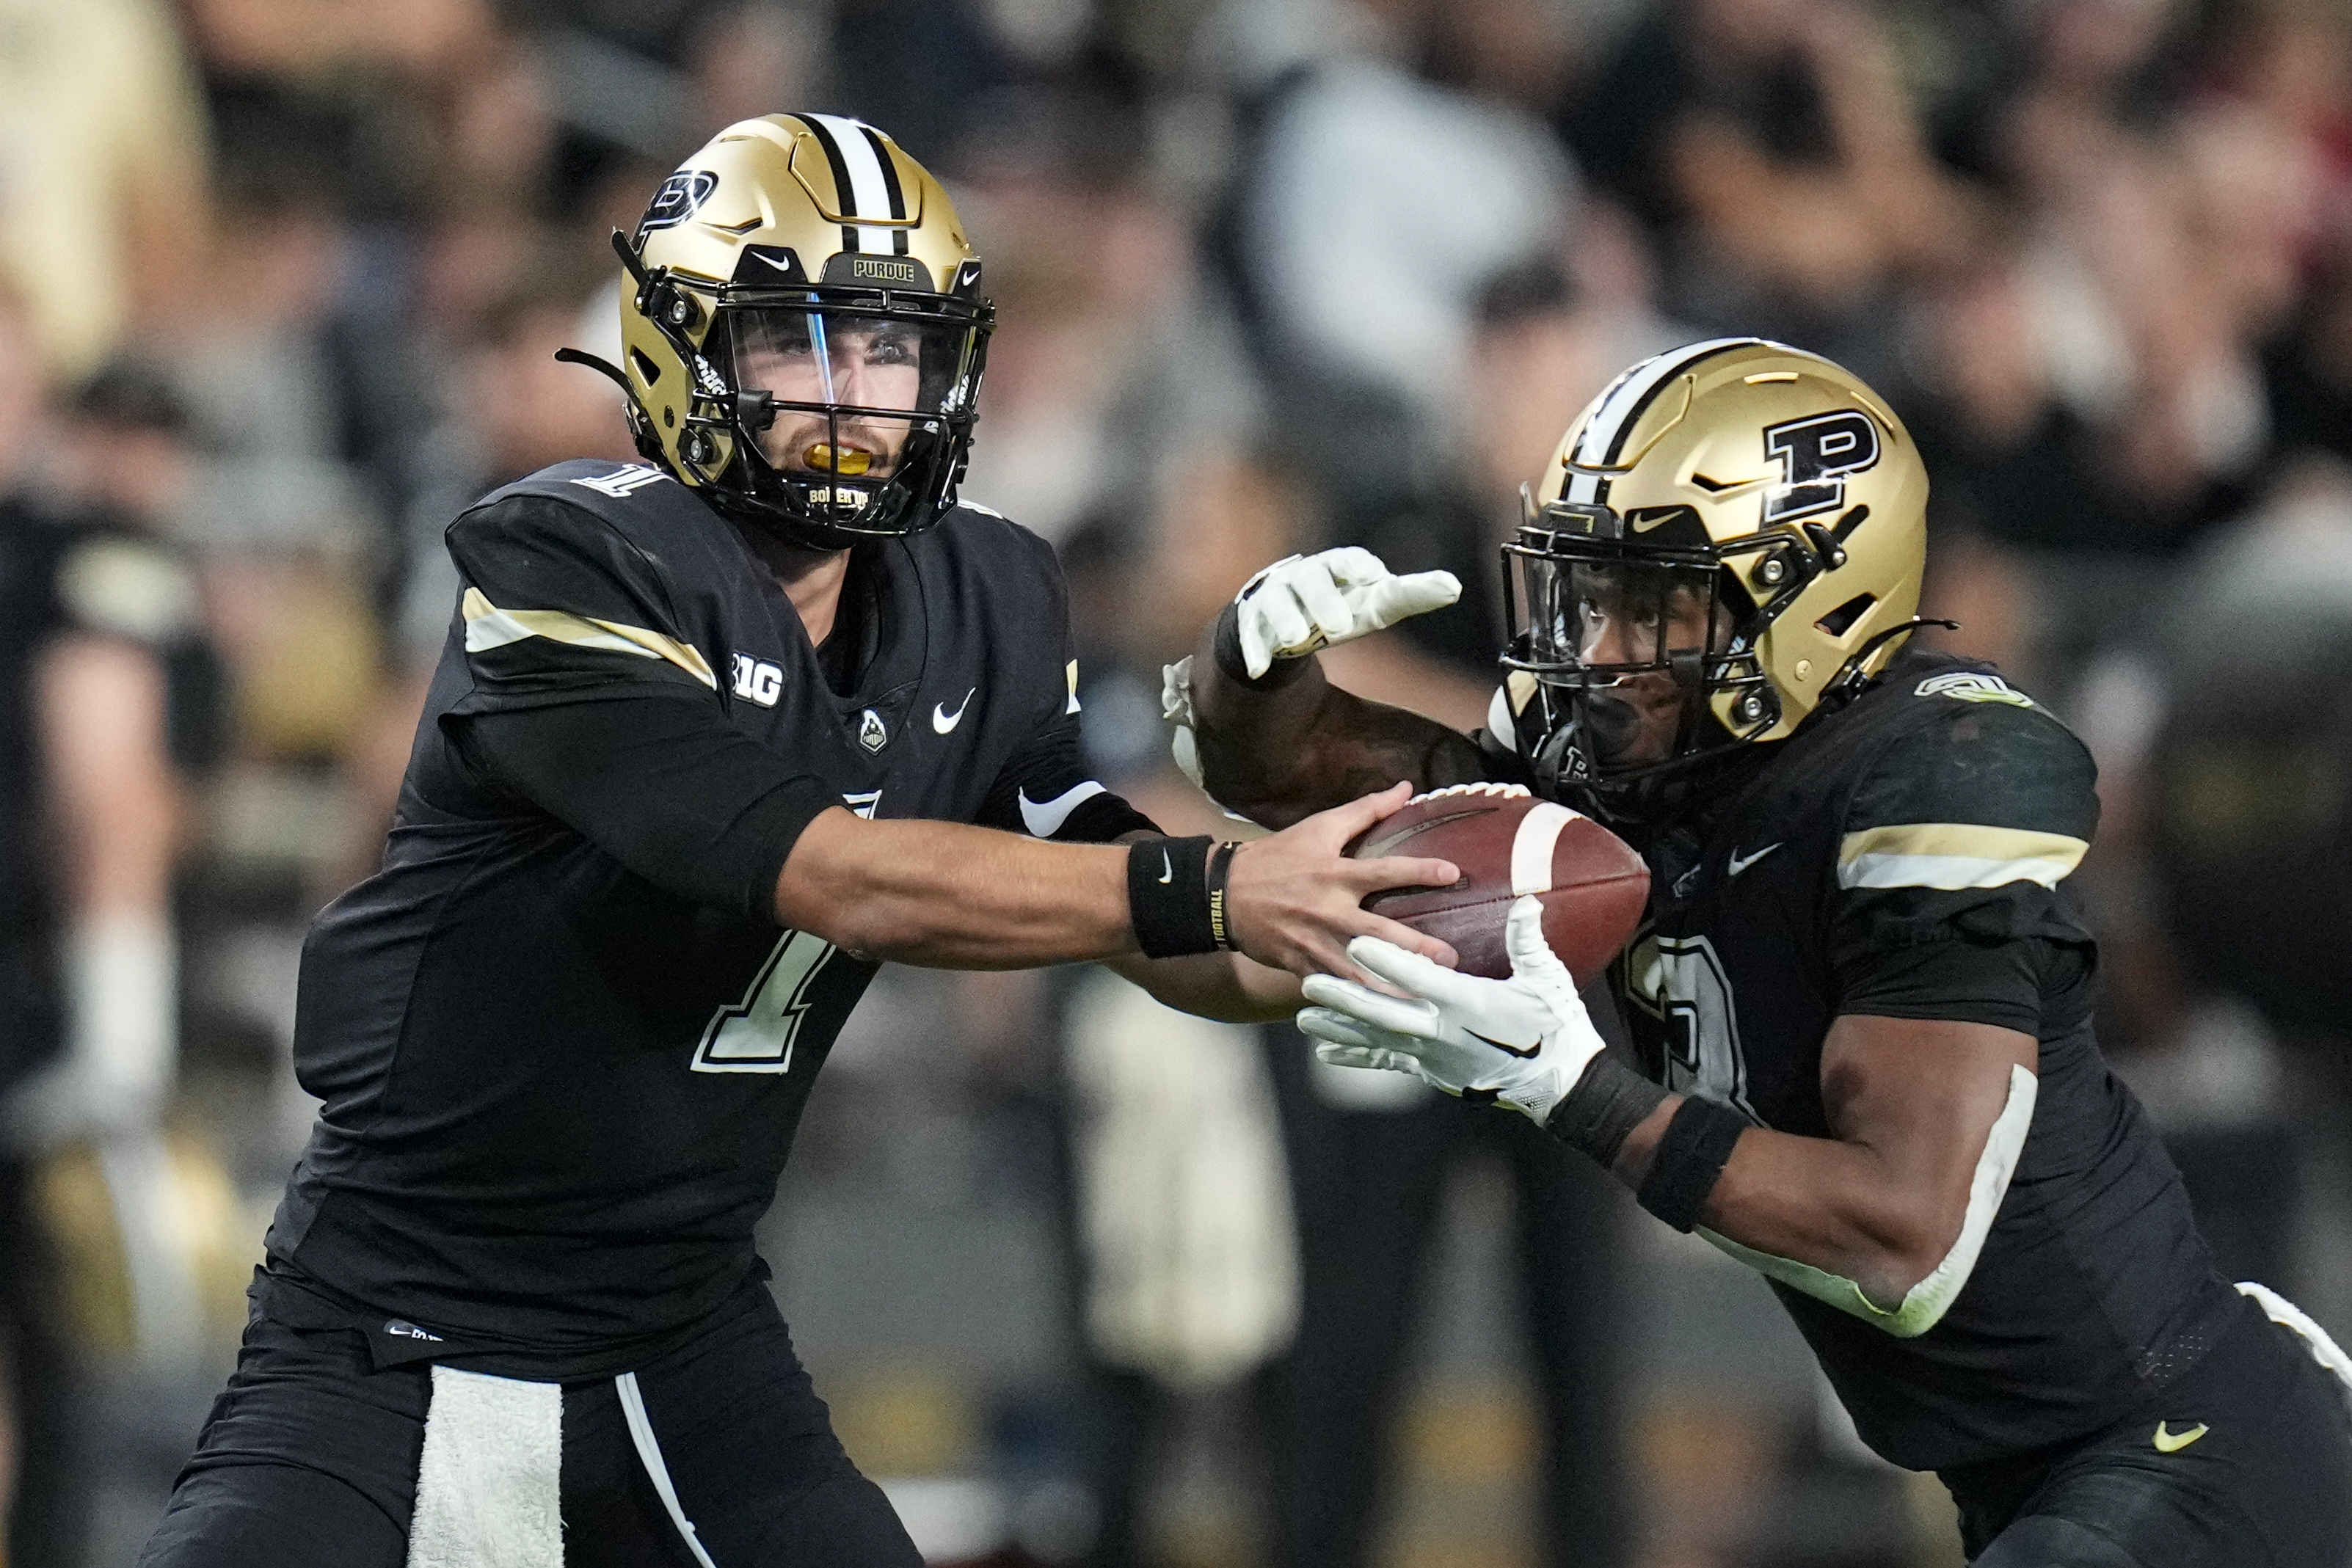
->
<box><xmin>1763</xmin><ymin>410</ymin><xmax>1881</xmax><ymax>525</ymax></box>
<box><xmin>636</xmin><ymin>171</ymin><xmax>718</xmax><ymax>241</ymax></box>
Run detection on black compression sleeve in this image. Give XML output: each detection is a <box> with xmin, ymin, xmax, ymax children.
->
<box><xmin>452</xmin><ymin>686</ymin><xmax>842</xmax><ymax>923</ymax></box>
<box><xmin>1836</xmin><ymin>938</ymin><xmax>2053</xmax><ymax>1037</ymax></box>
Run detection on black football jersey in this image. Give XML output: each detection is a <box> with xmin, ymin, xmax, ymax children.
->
<box><xmin>269</xmin><ymin>461</ymin><xmax>1140</xmax><ymax>1371</ymax></box>
<box><xmin>1487</xmin><ymin>651</ymin><xmax>2238</xmax><ymax>1473</ymax></box>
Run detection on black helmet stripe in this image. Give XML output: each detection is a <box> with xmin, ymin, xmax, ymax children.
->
<box><xmin>790</xmin><ymin>113</ymin><xmax>863</xmax><ymax>254</ymax></box>
<box><xmin>803</xmin><ymin>112</ymin><xmax>904</xmax><ymax>255</ymax></box>
<box><xmin>857</xmin><ymin>124</ymin><xmax>914</xmax><ymax>255</ymax></box>
<box><xmin>1562</xmin><ymin>338</ymin><xmax>1764</xmax><ymax>508</ymax></box>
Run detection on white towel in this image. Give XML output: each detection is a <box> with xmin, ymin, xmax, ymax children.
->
<box><xmin>407</xmin><ymin>1365</ymin><xmax>563</xmax><ymax>1568</ymax></box>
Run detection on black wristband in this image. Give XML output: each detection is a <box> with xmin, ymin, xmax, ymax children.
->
<box><xmin>1205</xmin><ymin>841</ymin><xmax>1242</xmax><ymax>951</ymax></box>
<box><xmin>1129</xmin><ymin>835</ymin><xmax>1220</xmax><ymax>958</ymax></box>
<box><xmin>1635</xmin><ymin>1095</ymin><xmax>1750</xmax><ymax>1233</ymax></box>
<box><xmin>1545</xmin><ymin>1056</ymin><xmax>1670</xmax><ymax>1170</ymax></box>
<box><xmin>1212</xmin><ymin>600</ymin><xmax>1314</xmax><ymax>693</ymax></box>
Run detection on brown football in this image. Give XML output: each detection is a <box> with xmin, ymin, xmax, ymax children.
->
<box><xmin>1348</xmin><ymin>784</ymin><xmax>1650</xmax><ymax>982</ymax></box>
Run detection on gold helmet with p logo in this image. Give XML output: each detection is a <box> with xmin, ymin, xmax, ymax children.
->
<box><xmin>599</xmin><ymin>114</ymin><xmax>992</xmax><ymax>547</ymax></box>
<box><xmin>1504</xmin><ymin>338</ymin><xmax>1929</xmax><ymax>817</ymax></box>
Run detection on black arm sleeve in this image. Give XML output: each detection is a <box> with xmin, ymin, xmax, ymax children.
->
<box><xmin>966</xmin><ymin>530</ymin><xmax>1159</xmax><ymax>845</ymax></box>
<box><xmin>973</xmin><ymin>706</ymin><xmax>1161</xmax><ymax>843</ymax></box>
<box><xmin>1835</xmin><ymin>936</ymin><xmax>2061</xmax><ymax>1037</ymax></box>
<box><xmin>444</xmin><ymin>493</ymin><xmax>720</xmax><ymax>715</ymax></box>
<box><xmin>1829</xmin><ymin>698</ymin><xmax>2101</xmax><ymax>1036</ymax></box>
<box><xmin>451</xmin><ymin>685</ymin><xmax>843</xmax><ymax>923</ymax></box>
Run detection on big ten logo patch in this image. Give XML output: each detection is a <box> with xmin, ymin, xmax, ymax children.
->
<box><xmin>731</xmin><ymin>652</ymin><xmax>784</xmax><ymax>707</ymax></box>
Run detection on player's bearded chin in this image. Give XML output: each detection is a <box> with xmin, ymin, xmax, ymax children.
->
<box><xmin>765</xmin><ymin>414</ymin><xmax>909</xmax><ymax>478</ymax></box>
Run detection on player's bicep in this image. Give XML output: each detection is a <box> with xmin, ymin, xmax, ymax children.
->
<box><xmin>1697</xmin><ymin>1013</ymin><xmax>2036</xmax><ymax>1335</ymax></box>
<box><xmin>444</xmin><ymin>494</ymin><xmax>719</xmax><ymax>710</ymax></box>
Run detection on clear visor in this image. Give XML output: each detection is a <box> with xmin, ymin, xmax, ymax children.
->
<box><xmin>730</xmin><ymin>307</ymin><xmax>978</xmax><ymax>479</ymax></box>
<box><xmin>1518</xmin><ymin>555</ymin><xmax>1730</xmax><ymax>675</ymax></box>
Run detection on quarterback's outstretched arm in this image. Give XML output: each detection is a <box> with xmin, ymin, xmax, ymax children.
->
<box><xmin>776</xmin><ymin>790</ymin><xmax>1449</xmax><ymax>981</ymax></box>
<box><xmin>454</xmin><ymin>685</ymin><xmax>1454</xmax><ymax>983</ymax></box>
<box><xmin>1182</xmin><ymin>550</ymin><xmax>1491</xmax><ymax>828</ymax></box>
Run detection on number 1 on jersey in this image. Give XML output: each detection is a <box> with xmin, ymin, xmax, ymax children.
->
<box><xmin>691</xmin><ymin>930</ymin><xmax>837</xmax><ymax>1073</ymax></box>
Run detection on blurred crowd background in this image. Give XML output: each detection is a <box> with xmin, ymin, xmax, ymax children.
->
<box><xmin>2</xmin><ymin>0</ymin><xmax>2351</xmax><ymax>1564</ymax></box>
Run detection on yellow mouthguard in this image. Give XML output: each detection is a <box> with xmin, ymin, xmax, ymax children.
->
<box><xmin>804</xmin><ymin>444</ymin><xmax>872</xmax><ymax>476</ymax></box>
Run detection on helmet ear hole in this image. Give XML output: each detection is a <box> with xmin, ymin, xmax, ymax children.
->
<box><xmin>1816</xmin><ymin>593</ymin><xmax>1876</xmax><ymax>638</ymax></box>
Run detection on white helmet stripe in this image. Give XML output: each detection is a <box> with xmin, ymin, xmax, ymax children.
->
<box><xmin>1563</xmin><ymin>338</ymin><xmax>1766</xmax><ymax>505</ymax></box>
<box><xmin>807</xmin><ymin>113</ymin><xmax>900</xmax><ymax>254</ymax></box>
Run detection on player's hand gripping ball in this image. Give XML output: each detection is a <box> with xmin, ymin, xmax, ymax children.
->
<box><xmin>1344</xmin><ymin>784</ymin><xmax>1648</xmax><ymax>982</ymax></box>
<box><xmin>1300</xmin><ymin>896</ymin><xmax>1604</xmax><ymax>1121</ymax></box>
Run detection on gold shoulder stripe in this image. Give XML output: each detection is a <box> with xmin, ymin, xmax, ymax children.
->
<box><xmin>1837</xmin><ymin>823</ymin><xmax>2088</xmax><ymax>891</ymax></box>
<box><xmin>461</xmin><ymin>588</ymin><xmax>718</xmax><ymax>690</ymax></box>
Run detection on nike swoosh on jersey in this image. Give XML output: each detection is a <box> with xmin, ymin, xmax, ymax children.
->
<box><xmin>1018</xmin><ymin>780</ymin><xmax>1107</xmax><ymax>838</ymax></box>
<box><xmin>1727</xmin><ymin>842</ymin><xmax>1783</xmax><ymax>877</ymax></box>
<box><xmin>932</xmin><ymin>687</ymin><xmax>976</xmax><ymax>733</ymax></box>
<box><xmin>2152</xmin><ymin>1421</ymin><xmax>2207</xmax><ymax>1454</ymax></box>
<box><xmin>1466</xmin><ymin>1028</ymin><xmax>1543</xmax><ymax>1060</ymax></box>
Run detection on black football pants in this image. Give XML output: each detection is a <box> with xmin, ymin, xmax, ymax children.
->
<box><xmin>1952</xmin><ymin>1294</ymin><xmax>2352</xmax><ymax>1567</ymax></box>
<box><xmin>136</xmin><ymin>1288</ymin><xmax>919</xmax><ymax>1567</ymax></box>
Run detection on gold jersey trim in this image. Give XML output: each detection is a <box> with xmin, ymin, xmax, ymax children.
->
<box><xmin>460</xmin><ymin>588</ymin><xmax>718</xmax><ymax>690</ymax></box>
<box><xmin>1836</xmin><ymin>823</ymin><xmax>2089</xmax><ymax>891</ymax></box>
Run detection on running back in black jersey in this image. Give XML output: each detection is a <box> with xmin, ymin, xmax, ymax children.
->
<box><xmin>271</xmin><ymin>461</ymin><xmax>1146</xmax><ymax>1371</ymax></box>
<box><xmin>1488</xmin><ymin>649</ymin><xmax>2237</xmax><ymax>1472</ymax></box>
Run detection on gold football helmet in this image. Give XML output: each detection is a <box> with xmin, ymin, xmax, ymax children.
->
<box><xmin>589</xmin><ymin>114</ymin><xmax>991</xmax><ymax>547</ymax></box>
<box><xmin>1504</xmin><ymin>338</ymin><xmax>1929</xmax><ymax>815</ymax></box>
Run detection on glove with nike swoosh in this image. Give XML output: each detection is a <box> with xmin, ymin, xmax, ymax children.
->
<box><xmin>1297</xmin><ymin>896</ymin><xmax>1604</xmax><ymax>1122</ymax></box>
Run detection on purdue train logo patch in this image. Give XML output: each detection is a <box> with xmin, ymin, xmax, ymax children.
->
<box><xmin>858</xmin><ymin>708</ymin><xmax>889</xmax><ymax>751</ymax></box>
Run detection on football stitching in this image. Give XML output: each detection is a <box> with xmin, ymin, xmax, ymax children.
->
<box><xmin>1405</xmin><ymin>781</ymin><xmax>1533</xmax><ymax>806</ymax></box>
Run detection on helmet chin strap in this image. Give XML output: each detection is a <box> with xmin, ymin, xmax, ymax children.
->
<box><xmin>553</xmin><ymin>347</ymin><xmax>668</xmax><ymax>469</ymax></box>
<box><xmin>1579</xmin><ymin>690</ymin><xmax>1645</xmax><ymax>770</ymax></box>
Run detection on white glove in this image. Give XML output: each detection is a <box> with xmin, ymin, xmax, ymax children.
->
<box><xmin>1232</xmin><ymin>548</ymin><xmax>1460</xmax><ymax>679</ymax></box>
<box><xmin>1297</xmin><ymin>896</ymin><xmax>1603</xmax><ymax>1122</ymax></box>
<box><xmin>1162</xmin><ymin>654</ymin><xmax>1206</xmax><ymax>787</ymax></box>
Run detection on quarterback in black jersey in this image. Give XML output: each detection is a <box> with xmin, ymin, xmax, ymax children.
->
<box><xmin>140</xmin><ymin>117</ymin><xmax>1462</xmax><ymax>1568</ymax></box>
<box><xmin>1181</xmin><ymin>339</ymin><xmax>2352</xmax><ymax>1566</ymax></box>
